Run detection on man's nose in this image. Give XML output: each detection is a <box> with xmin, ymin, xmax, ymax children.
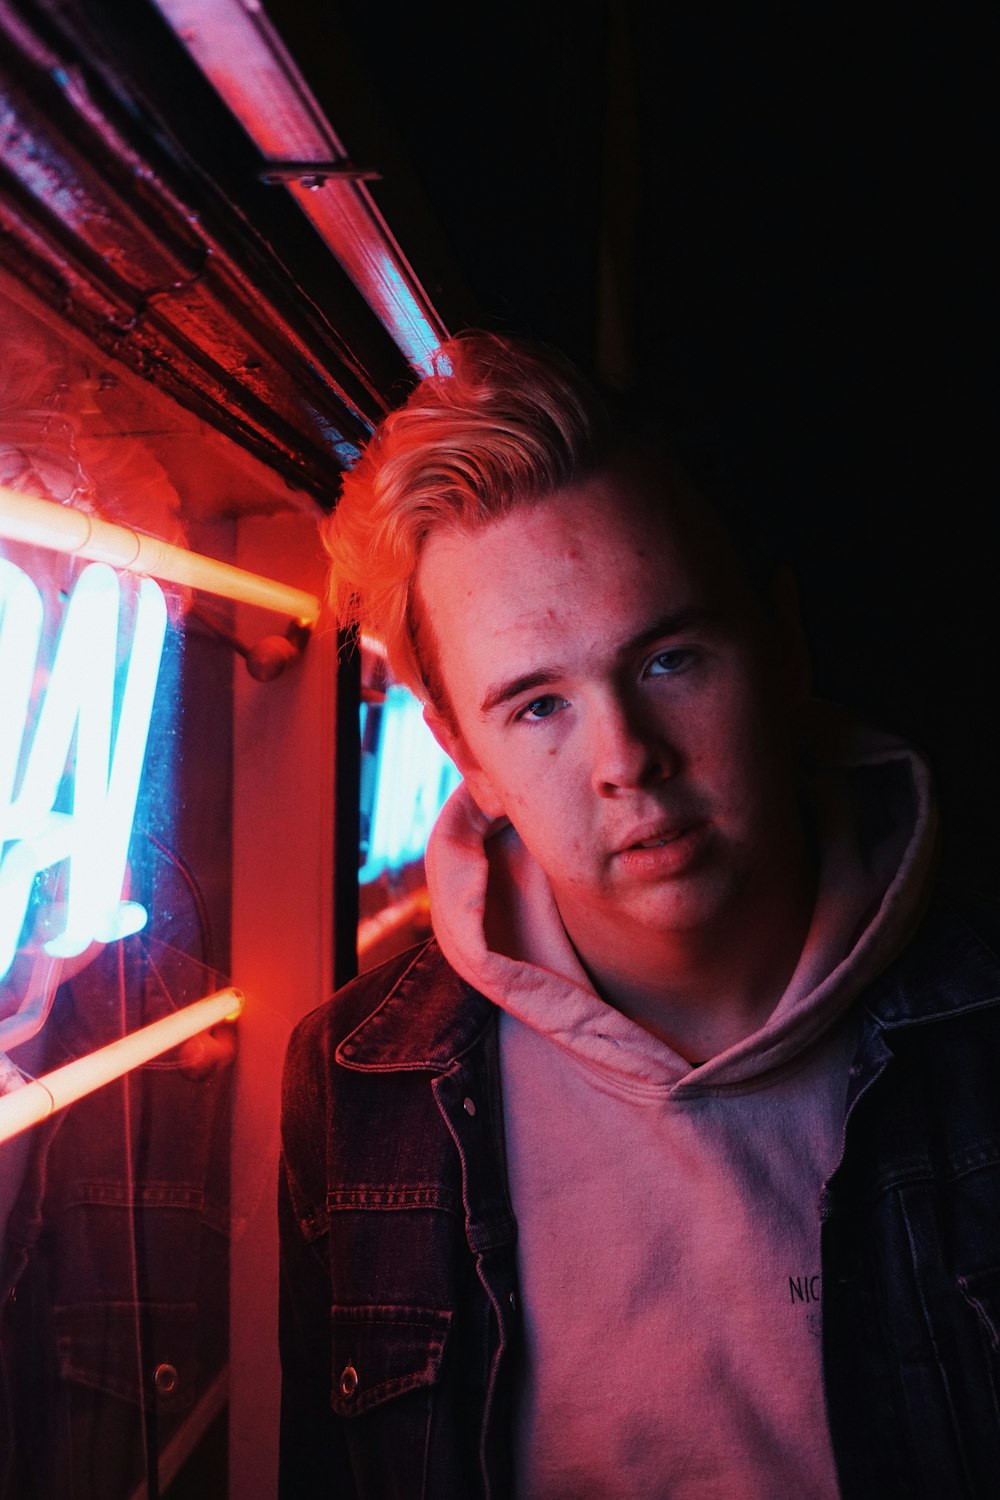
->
<box><xmin>588</xmin><ymin>694</ymin><xmax>679</xmax><ymax>795</ymax></box>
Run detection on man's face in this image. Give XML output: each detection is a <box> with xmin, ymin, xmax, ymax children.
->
<box><xmin>417</xmin><ymin>460</ymin><xmax>806</xmax><ymax>952</ymax></box>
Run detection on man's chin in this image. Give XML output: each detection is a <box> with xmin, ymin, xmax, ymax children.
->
<box><xmin>564</xmin><ymin>878</ymin><xmax>740</xmax><ymax>951</ymax></box>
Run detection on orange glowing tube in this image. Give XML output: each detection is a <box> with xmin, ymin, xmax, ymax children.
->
<box><xmin>0</xmin><ymin>489</ymin><xmax>320</xmax><ymax>624</ymax></box>
<box><xmin>0</xmin><ymin>987</ymin><xmax>244</xmax><ymax>1145</ymax></box>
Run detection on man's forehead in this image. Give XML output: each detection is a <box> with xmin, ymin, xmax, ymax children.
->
<box><xmin>419</xmin><ymin>461</ymin><xmax>745</xmax><ymax>600</ymax></box>
<box><xmin>410</xmin><ymin>455</ymin><xmax>764</xmax><ymax>721</ymax></box>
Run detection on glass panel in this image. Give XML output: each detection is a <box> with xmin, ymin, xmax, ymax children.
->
<box><xmin>1</xmin><ymin>280</ymin><xmax>235</xmax><ymax>1500</ymax></box>
<box><xmin>357</xmin><ymin>641</ymin><xmax>461</xmax><ymax>969</ymax></box>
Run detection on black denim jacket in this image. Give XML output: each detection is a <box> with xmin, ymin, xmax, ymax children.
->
<box><xmin>279</xmin><ymin>891</ymin><xmax>1000</xmax><ymax>1500</ymax></box>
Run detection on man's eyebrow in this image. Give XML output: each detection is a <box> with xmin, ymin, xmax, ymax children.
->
<box><xmin>622</xmin><ymin>606</ymin><xmax>719</xmax><ymax>656</ymax></box>
<box><xmin>478</xmin><ymin>607</ymin><xmax>718</xmax><ymax>717</ymax></box>
<box><xmin>479</xmin><ymin>668</ymin><xmax>562</xmax><ymax>717</ymax></box>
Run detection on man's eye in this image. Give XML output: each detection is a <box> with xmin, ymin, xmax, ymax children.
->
<box><xmin>517</xmin><ymin>695</ymin><xmax>565</xmax><ymax>722</ymax></box>
<box><xmin>647</xmin><ymin>648</ymin><xmax>694</xmax><ymax>677</ymax></box>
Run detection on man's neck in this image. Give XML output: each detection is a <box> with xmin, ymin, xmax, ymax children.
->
<box><xmin>561</xmin><ymin>854</ymin><xmax>817</xmax><ymax>1064</ymax></box>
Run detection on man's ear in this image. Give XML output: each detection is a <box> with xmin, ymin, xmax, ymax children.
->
<box><xmin>423</xmin><ymin>704</ymin><xmax>506</xmax><ymax>820</ymax></box>
<box><xmin>768</xmin><ymin>565</ymin><xmax>812</xmax><ymax>704</ymax></box>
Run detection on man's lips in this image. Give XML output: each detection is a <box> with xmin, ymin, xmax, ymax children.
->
<box><xmin>616</xmin><ymin>819</ymin><xmax>701</xmax><ymax>855</ymax></box>
<box><xmin>610</xmin><ymin>819</ymin><xmax>711</xmax><ymax>880</ymax></box>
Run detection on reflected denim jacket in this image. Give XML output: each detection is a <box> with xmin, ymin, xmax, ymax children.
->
<box><xmin>0</xmin><ymin>994</ymin><xmax>232</xmax><ymax>1500</ymax></box>
<box><xmin>279</xmin><ymin>890</ymin><xmax>1000</xmax><ymax>1500</ymax></box>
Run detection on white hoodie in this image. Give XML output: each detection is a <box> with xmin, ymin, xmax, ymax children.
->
<box><xmin>426</xmin><ymin>709</ymin><xmax>937</xmax><ymax>1500</ymax></box>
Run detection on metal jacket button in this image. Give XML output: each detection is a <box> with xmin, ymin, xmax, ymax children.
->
<box><xmin>154</xmin><ymin>1363</ymin><xmax>178</xmax><ymax>1395</ymax></box>
<box><xmin>339</xmin><ymin>1363</ymin><xmax>359</xmax><ymax>1399</ymax></box>
<box><xmin>463</xmin><ymin>1096</ymin><xmax>476</xmax><ymax>1117</ymax></box>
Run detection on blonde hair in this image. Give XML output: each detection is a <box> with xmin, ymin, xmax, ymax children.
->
<box><xmin>323</xmin><ymin>331</ymin><xmax>613</xmax><ymax>702</ymax></box>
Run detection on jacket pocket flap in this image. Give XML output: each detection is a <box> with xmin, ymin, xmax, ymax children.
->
<box><xmin>329</xmin><ymin>1304</ymin><xmax>451</xmax><ymax>1417</ymax></box>
<box><xmin>54</xmin><ymin>1301</ymin><xmax>199</xmax><ymax>1413</ymax></box>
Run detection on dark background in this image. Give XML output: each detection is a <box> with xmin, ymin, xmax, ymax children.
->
<box><xmin>281</xmin><ymin>1</ymin><xmax>1000</xmax><ymax>895</ymax></box>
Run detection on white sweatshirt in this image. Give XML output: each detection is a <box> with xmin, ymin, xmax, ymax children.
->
<box><xmin>425</xmin><ymin>708</ymin><xmax>937</xmax><ymax>1499</ymax></box>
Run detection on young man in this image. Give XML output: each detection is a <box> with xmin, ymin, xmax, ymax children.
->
<box><xmin>279</xmin><ymin>333</ymin><xmax>1000</xmax><ymax>1499</ymax></box>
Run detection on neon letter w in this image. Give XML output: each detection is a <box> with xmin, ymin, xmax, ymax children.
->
<box><xmin>0</xmin><ymin>559</ymin><xmax>167</xmax><ymax>980</ymax></box>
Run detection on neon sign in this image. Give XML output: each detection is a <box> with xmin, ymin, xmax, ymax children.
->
<box><xmin>360</xmin><ymin>683</ymin><xmax>462</xmax><ymax>883</ymax></box>
<box><xmin>0</xmin><ymin>558</ymin><xmax>167</xmax><ymax>981</ymax></box>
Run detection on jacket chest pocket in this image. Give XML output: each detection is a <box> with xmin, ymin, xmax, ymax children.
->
<box><xmin>885</xmin><ymin>1173</ymin><xmax>1000</xmax><ymax>1490</ymax></box>
<box><xmin>329</xmin><ymin>1304</ymin><xmax>452</xmax><ymax>1496</ymax></box>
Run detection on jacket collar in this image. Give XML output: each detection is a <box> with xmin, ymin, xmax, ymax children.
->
<box><xmin>861</xmin><ymin>891</ymin><xmax>1000</xmax><ymax>1031</ymax></box>
<box><xmin>337</xmin><ymin>940</ymin><xmax>496</xmax><ymax>1072</ymax></box>
<box><xmin>338</xmin><ymin>893</ymin><xmax>1000</xmax><ymax>1072</ymax></box>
